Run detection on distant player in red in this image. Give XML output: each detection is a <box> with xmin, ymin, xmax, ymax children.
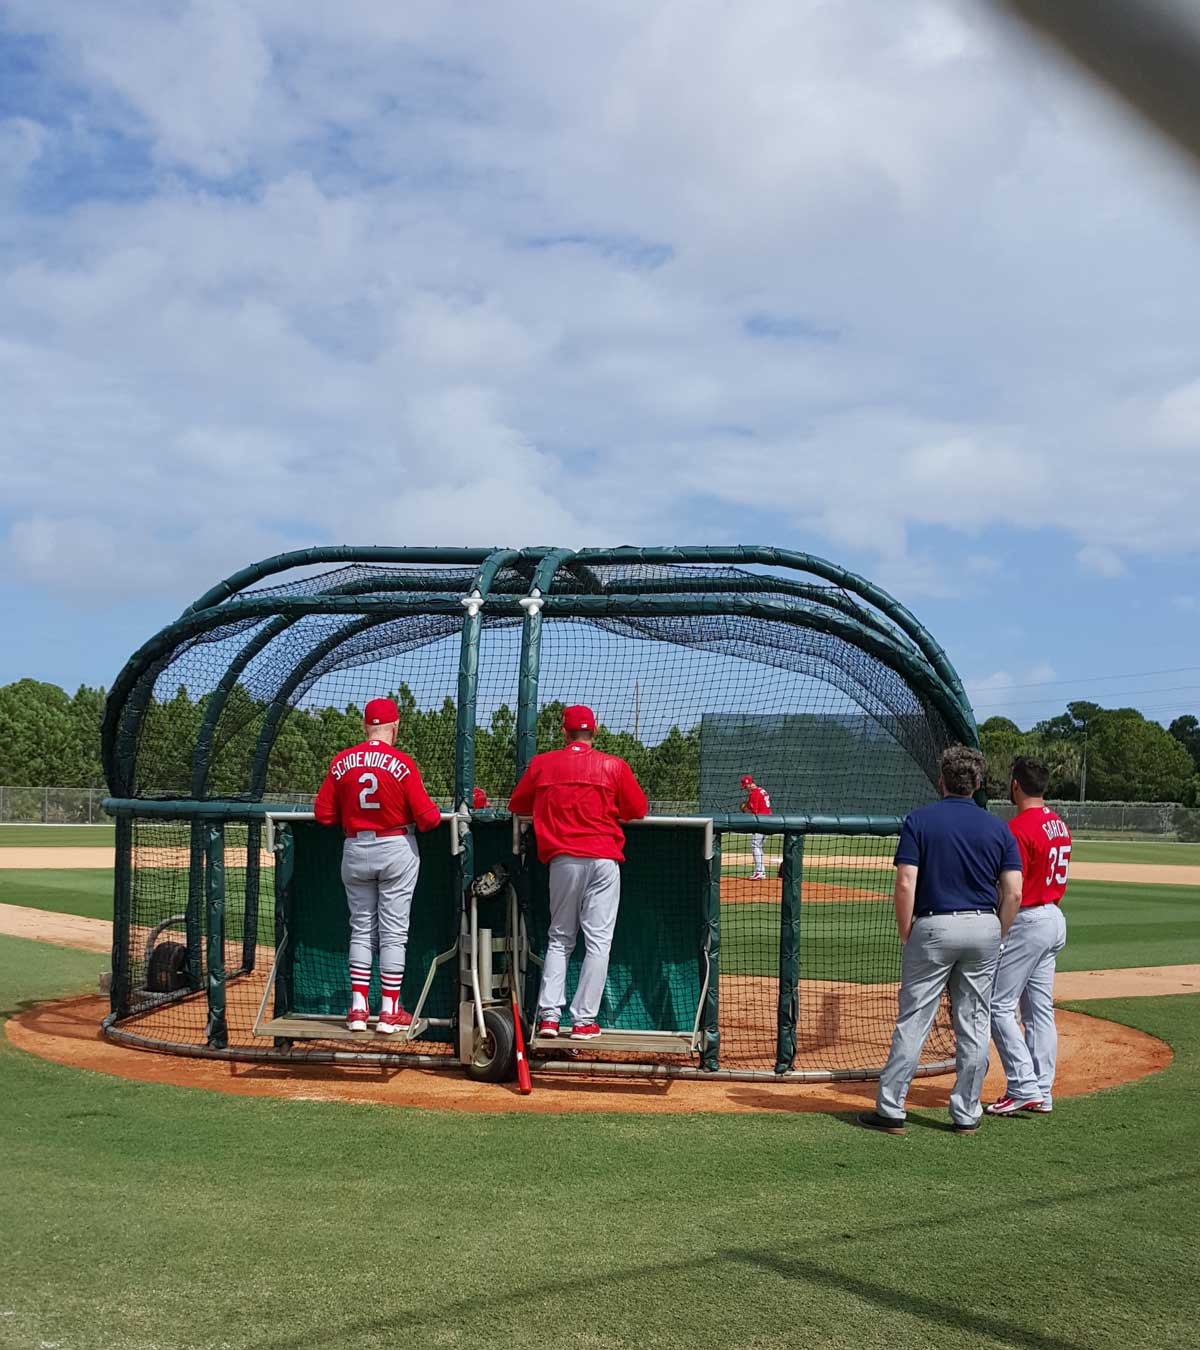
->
<box><xmin>508</xmin><ymin>704</ymin><xmax>648</xmax><ymax>1040</ymax></box>
<box><xmin>987</xmin><ymin>756</ymin><xmax>1071</xmax><ymax>1116</ymax></box>
<box><xmin>314</xmin><ymin>697</ymin><xmax>442</xmax><ymax>1034</ymax></box>
<box><xmin>739</xmin><ymin>774</ymin><xmax>771</xmax><ymax>879</ymax></box>
<box><xmin>472</xmin><ymin>787</ymin><xmax>490</xmax><ymax>810</ymax></box>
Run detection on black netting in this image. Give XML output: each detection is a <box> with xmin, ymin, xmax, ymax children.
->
<box><xmin>110</xmin><ymin>554</ymin><xmax>965</xmax><ymax>1074</ymax></box>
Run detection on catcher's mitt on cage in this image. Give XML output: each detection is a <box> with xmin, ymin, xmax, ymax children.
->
<box><xmin>470</xmin><ymin>862</ymin><xmax>510</xmax><ymax>899</ymax></box>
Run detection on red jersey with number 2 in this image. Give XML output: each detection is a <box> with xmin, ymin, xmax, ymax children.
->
<box><xmin>314</xmin><ymin>740</ymin><xmax>442</xmax><ymax>835</ymax></box>
<box><xmin>1008</xmin><ymin>805</ymin><xmax>1072</xmax><ymax>908</ymax></box>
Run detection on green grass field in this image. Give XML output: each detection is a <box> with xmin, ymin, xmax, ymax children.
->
<box><xmin>0</xmin><ymin>824</ymin><xmax>116</xmax><ymax>847</ymax></box>
<box><xmin>1</xmin><ymin>934</ymin><xmax>1197</xmax><ymax>1349</ymax></box>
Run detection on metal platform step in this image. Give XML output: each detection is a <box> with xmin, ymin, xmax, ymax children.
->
<box><xmin>531</xmin><ymin>1029</ymin><xmax>696</xmax><ymax>1054</ymax></box>
<box><xmin>256</xmin><ymin>1014</ymin><xmax>430</xmax><ymax>1043</ymax></box>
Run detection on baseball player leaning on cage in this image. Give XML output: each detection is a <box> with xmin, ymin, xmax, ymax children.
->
<box><xmin>508</xmin><ymin>704</ymin><xmax>648</xmax><ymax>1041</ymax></box>
<box><xmin>986</xmin><ymin>756</ymin><xmax>1072</xmax><ymax>1117</ymax></box>
<box><xmin>314</xmin><ymin>697</ymin><xmax>443</xmax><ymax>1034</ymax></box>
<box><xmin>859</xmin><ymin>745</ymin><xmax>1023</xmax><ymax>1136</ymax></box>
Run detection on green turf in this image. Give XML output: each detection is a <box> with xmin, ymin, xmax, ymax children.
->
<box><xmin>0</xmin><ymin>868</ymin><xmax>114</xmax><ymax>920</ymax></box>
<box><xmin>1070</xmin><ymin>839</ymin><xmax>1200</xmax><ymax>865</ymax></box>
<box><xmin>1</xmin><ymin>939</ymin><xmax>1197</xmax><ymax>1349</ymax></box>
<box><xmin>0</xmin><ymin>824</ymin><xmax>115</xmax><ymax>847</ymax></box>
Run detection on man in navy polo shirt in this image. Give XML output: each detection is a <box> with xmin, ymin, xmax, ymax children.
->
<box><xmin>860</xmin><ymin>745</ymin><xmax>1023</xmax><ymax>1136</ymax></box>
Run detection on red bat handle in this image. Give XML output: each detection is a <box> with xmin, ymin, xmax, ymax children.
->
<box><xmin>512</xmin><ymin>984</ymin><xmax>532</xmax><ymax>1095</ymax></box>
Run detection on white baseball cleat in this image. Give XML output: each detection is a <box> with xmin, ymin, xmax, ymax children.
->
<box><xmin>986</xmin><ymin>1095</ymin><xmax>1044</xmax><ymax>1116</ymax></box>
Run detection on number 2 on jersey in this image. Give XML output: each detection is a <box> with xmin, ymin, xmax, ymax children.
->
<box><xmin>358</xmin><ymin>772</ymin><xmax>380</xmax><ymax>811</ymax></box>
<box><xmin>1046</xmin><ymin>843</ymin><xmax>1070</xmax><ymax>886</ymax></box>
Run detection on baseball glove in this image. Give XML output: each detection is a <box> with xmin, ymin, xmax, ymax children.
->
<box><xmin>470</xmin><ymin>863</ymin><xmax>510</xmax><ymax>899</ymax></box>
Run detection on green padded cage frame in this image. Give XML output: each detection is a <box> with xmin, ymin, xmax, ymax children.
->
<box><xmin>100</xmin><ymin>545</ymin><xmax>978</xmax><ymax>1084</ymax></box>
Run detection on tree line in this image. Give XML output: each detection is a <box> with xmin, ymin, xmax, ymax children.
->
<box><xmin>979</xmin><ymin>701</ymin><xmax>1200</xmax><ymax>808</ymax></box>
<box><xmin>3</xmin><ymin>678</ymin><xmax>1198</xmax><ymax>813</ymax></box>
<box><xmin>0</xmin><ymin>678</ymin><xmax>701</xmax><ymax>804</ymax></box>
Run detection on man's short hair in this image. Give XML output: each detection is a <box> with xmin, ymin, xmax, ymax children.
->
<box><xmin>1011</xmin><ymin>756</ymin><xmax>1051</xmax><ymax>797</ymax></box>
<box><xmin>940</xmin><ymin>745</ymin><xmax>985</xmax><ymax>797</ymax></box>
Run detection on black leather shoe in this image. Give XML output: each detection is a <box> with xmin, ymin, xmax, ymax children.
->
<box><xmin>857</xmin><ymin>1111</ymin><xmax>906</xmax><ymax>1135</ymax></box>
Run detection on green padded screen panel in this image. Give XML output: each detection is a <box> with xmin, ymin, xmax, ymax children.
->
<box><xmin>286</xmin><ymin>821</ymin><xmax>458</xmax><ymax>1035</ymax></box>
<box><xmin>525</xmin><ymin>823</ymin><xmax>709</xmax><ymax>1032</ymax></box>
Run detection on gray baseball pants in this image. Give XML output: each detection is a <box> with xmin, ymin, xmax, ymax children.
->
<box><xmin>537</xmin><ymin>856</ymin><xmax>621</xmax><ymax>1025</ymax></box>
<box><xmin>876</xmin><ymin>911</ymin><xmax>1002</xmax><ymax>1127</ymax></box>
<box><xmin>750</xmin><ymin>834</ymin><xmax>765</xmax><ymax>874</ymax></box>
<box><xmin>990</xmin><ymin>903</ymin><xmax>1068</xmax><ymax>1106</ymax></box>
<box><xmin>341</xmin><ymin>831</ymin><xmax>420</xmax><ymax>975</ymax></box>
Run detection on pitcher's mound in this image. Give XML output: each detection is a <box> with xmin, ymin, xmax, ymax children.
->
<box><xmin>5</xmin><ymin>994</ymin><xmax>1171</xmax><ymax>1116</ymax></box>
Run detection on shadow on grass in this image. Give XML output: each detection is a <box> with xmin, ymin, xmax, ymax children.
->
<box><xmin>257</xmin><ymin>1167</ymin><xmax>1198</xmax><ymax>1350</ymax></box>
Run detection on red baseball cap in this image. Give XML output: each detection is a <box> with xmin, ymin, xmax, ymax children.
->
<box><xmin>364</xmin><ymin>697</ymin><xmax>400</xmax><ymax>726</ymax></box>
<box><xmin>472</xmin><ymin>787</ymin><xmax>490</xmax><ymax>809</ymax></box>
<box><xmin>741</xmin><ymin>775</ymin><xmax>755</xmax><ymax>788</ymax></box>
<box><xmin>562</xmin><ymin>705</ymin><xmax>595</xmax><ymax>732</ymax></box>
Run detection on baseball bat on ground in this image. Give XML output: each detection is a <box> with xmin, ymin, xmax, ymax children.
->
<box><xmin>512</xmin><ymin>977</ymin><xmax>532</xmax><ymax>1095</ymax></box>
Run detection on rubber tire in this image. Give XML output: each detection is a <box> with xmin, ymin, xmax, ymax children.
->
<box><xmin>146</xmin><ymin>940</ymin><xmax>190</xmax><ymax>994</ymax></box>
<box><xmin>466</xmin><ymin>1007</ymin><xmax>517</xmax><ymax>1083</ymax></box>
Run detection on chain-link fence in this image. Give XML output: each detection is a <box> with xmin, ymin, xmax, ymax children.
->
<box><xmin>3</xmin><ymin>787</ymin><xmax>1197</xmax><ymax>839</ymax></box>
<box><xmin>987</xmin><ymin>799</ymin><xmax>1200</xmax><ymax>841</ymax></box>
<box><xmin>0</xmin><ymin>787</ymin><xmax>318</xmax><ymax>825</ymax></box>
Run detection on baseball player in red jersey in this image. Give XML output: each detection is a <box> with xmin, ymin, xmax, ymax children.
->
<box><xmin>739</xmin><ymin>775</ymin><xmax>772</xmax><ymax>879</ymax></box>
<box><xmin>472</xmin><ymin>787</ymin><xmax>490</xmax><ymax>810</ymax></box>
<box><xmin>508</xmin><ymin>704</ymin><xmax>648</xmax><ymax>1040</ymax></box>
<box><xmin>987</xmin><ymin>756</ymin><xmax>1071</xmax><ymax>1115</ymax></box>
<box><xmin>313</xmin><ymin>697</ymin><xmax>442</xmax><ymax>1034</ymax></box>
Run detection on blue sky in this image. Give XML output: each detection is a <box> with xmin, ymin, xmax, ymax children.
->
<box><xmin>1</xmin><ymin>1</ymin><xmax>1198</xmax><ymax>731</ymax></box>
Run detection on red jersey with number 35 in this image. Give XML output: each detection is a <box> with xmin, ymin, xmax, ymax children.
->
<box><xmin>313</xmin><ymin>739</ymin><xmax>442</xmax><ymax>835</ymax></box>
<box><xmin>744</xmin><ymin>787</ymin><xmax>771</xmax><ymax>815</ymax></box>
<box><xmin>1008</xmin><ymin>806</ymin><xmax>1072</xmax><ymax>908</ymax></box>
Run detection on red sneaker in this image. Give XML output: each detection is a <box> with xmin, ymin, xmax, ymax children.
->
<box><xmin>347</xmin><ymin>1007</ymin><xmax>368</xmax><ymax>1033</ymax></box>
<box><xmin>986</xmin><ymin>1095</ymin><xmax>1042</xmax><ymax>1116</ymax></box>
<box><xmin>537</xmin><ymin>1019</ymin><xmax>560</xmax><ymax>1038</ymax></box>
<box><xmin>569</xmin><ymin>1022</ymin><xmax>601</xmax><ymax>1041</ymax></box>
<box><xmin>376</xmin><ymin>1006</ymin><xmax>413</xmax><ymax>1035</ymax></box>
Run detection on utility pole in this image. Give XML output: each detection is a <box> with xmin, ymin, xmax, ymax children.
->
<box><xmin>633</xmin><ymin>679</ymin><xmax>641</xmax><ymax>742</ymax></box>
<box><xmin>1079</xmin><ymin>725</ymin><xmax>1089</xmax><ymax>804</ymax></box>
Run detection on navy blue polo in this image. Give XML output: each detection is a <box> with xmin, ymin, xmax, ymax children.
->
<box><xmin>894</xmin><ymin>796</ymin><xmax>1021</xmax><ymax>916</ymax></box>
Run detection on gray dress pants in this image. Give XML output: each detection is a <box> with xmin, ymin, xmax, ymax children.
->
<box><xmin>876</xmin><ymin>911</ymin><xmax>1002</xmax><ymax>1127</ymax></box>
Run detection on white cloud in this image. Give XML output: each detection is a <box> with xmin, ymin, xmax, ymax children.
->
<box><xmin>1</xmin><ymin>1</ymin><xmax>1199</xmax><ymax>609</ymax></box>
<box><xmin>0</xmin><ymin>116</ymin><xmax>47</xmax><ymax>185</ymax></box>
<box><xmin>1154</xmin><ymin>378</ymin><xmax>1200</xmax><ymax>447</ymax></box>
<box><xmin>1076</xmin><ymin>545</ymin><xmax>1126</xmax><ymax>579</ymax></box>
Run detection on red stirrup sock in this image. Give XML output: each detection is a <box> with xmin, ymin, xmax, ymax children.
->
<box><xmin>380</xmin><ymin>972</ymin><xmax>404</xmax><ymax>1015</ymax></box>
<box><xmin>349</xmin><ymin>964</ymin><xmax>371</xmax><ymax>1013</ymax></box>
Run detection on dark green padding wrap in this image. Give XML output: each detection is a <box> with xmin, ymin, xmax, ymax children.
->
<box><xmin>775</xmin><ymin>834</ymin><xmax>803</xmax><ymax>1073</ymax></box>
<box><xmin>525</xmin><ymin>824</ymin><xmax>709</xmax><ymax>1033</ymax></box>
<box><xmin>284</xmin><ymin>821</ymin><xmax>458</xmax><ymax>1040</ymax></box>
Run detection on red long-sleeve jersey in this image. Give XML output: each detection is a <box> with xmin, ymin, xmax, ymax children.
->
<box><xmin>508</xmin><ymin>742</ymin><xmax>648</xmax><ymax>864</ymax></box>
<box><xmin>313</xmin><ymin>739</ymin><xmax>442</xmax><ymax>835</ymax></box>
<box><xmin>741</xmin><ymin>786</ymin><xmax>772</xmax><ymax>815</ymax></box>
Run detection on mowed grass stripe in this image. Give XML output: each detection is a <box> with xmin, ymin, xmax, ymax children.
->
<box><xmin>0</xmin><ymin>824</ymin><xmax>116</xmax><ymax>848</ymax></box>
<box><xmin>1</xmin><ymin>940</ymin><xmax>1198</xmax><ymax>1349</ymax></box>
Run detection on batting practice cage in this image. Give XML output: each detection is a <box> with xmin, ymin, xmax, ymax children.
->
<box><xmin>100</xmin><ymin>546</ymin><xmax>978</xmax><ymax>1086</ymax></box>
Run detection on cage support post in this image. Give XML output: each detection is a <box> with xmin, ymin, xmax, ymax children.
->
<box><xmin>273</xmin><ymin>823</ymin><xmax>294</xmax><ymax>1034</ymax></box>
<box><xmin>110</xmin><ymin>814</ymin><xmax>133</xmax><ymax>1016</ymax></box>
<box><xmin>204</xmin><ymin>821</ymin><xmax>228</xmax><ymax>1049</ymax></box>
<box><xmin>775</xmin><ymin>833</ymin><xmax>803</xmax><ymax>1074</ymax></box>
<box><xmin>186</xmin><ymin>819</ymin><xmax>205</xmax><ymax>989</ymax></box>
<box><xmin>242</xmin><ymin>819</ymin><xmax>262</xmax><ymax>975</ymax></box>
<box><xmin>700</xmin><ymin>832</ymin><xmax>722</xmax><ymax>1070</ymax></box>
